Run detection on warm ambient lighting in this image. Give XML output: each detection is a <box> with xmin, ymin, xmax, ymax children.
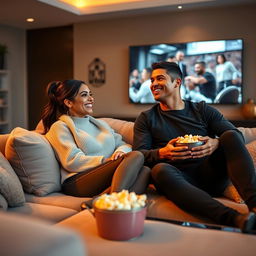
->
<box><xmin>26</xmin><ymin>18</ymin><xmax>35</xmax><ymax>22</ymax></box>
<box><xmin>178</xmin><ymin>5</ymin><xmax>182</xmax><ymax>9</ymax></box>
<box><xmin>59</xmin><ymin>0</ymin><xmax>141</xmax><ymax>8</ymax></box>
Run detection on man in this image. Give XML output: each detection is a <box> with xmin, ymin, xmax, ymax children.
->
<box><xmin>129</xmin><ymin>67</ymin><xmax>155</xmax><ymax>104</ymax></box>
<box><xmin>185</xmin><ymin>61</ymin><xmax>216</xmax><ymax>102</ymax></box>
<box><xmin>175</xmin><ymin>51</ymin><xmax>187</xmax><ymax>77</ymax></box>
<box><xmin>175</xmin><ymin>50</ymin><xmax>187</xmax><ymax>99</ymax></box>
<box><xmin>133</xmin><ymin>61</ymin><xmax>256</xmax><ymax>233</ymax></box>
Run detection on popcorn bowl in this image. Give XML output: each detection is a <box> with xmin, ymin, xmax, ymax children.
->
<box><xmin>93</xmin><ymin>203</ymin><xmax>147</xmax><ymax>241</ymax></box>
<box><xmin>175</xmin><ymin>141</ymin><xmax>204</xmax><ymax>150</ymax></box>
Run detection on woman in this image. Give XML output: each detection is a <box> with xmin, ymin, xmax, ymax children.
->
<box><xmin>215</xmin><ymin>54</ymin><xmax>241</xmax><ymax>93</ymax></box>
<box><xmin>41</xmin><ymin>80</ymin><xmax>150</xmax><ymax>197</ymax></box>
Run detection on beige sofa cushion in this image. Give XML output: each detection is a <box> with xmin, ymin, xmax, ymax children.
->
<box><xmin>5</xmin><ymin>127</ymin><xmax>61</xmax><ymax>196</ymax></box>
<box><xmin>25</xmin><ymin>192</ymin><xmax>91</xmax><ymax>211</ymax></box>
<box><xmin>0</xmin><ymin>152</ymin><xmax>25</xmax><ymax>207</ymax></box>
<box><xmin>0</xmin><ymin>211</ymin><xmax>86</xmax><ymax>256</ymax></box>
<box><xmin>238</xmin><ymin>127</ymin><xmax>256</xmax><ymax>144</ymax></box>
<box><xmin>100</xmin><ymin>118</ymin><xmax>134</xmax><ymax>145</ymax></box>
<box><xmin>7</xmin><ymin>202</ymin><xmax>78</xmax><ymax>223</ymax></box>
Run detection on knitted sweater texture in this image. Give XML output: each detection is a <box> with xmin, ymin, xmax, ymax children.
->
<box><xmin>46</xmin><ymin>115</ymin><xmax>131</xmax><ymax>183</ymax></box>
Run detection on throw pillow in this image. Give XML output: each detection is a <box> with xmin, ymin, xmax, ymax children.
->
<box><xmin>0</xmin><ymin>193</ymin><xmax>8</xmax><ymax>210</ymax></box>
<box><xmin>5</xmin><ymin>127</ymin><xmax>61</xmax><ymax>196</ymax></box>
<box><xmin>0</xmin><ymin>152</ymin><xmax>25</xmax><ymax>207</ymax></box>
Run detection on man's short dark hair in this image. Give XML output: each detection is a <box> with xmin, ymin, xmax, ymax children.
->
<box><xmin>195</xmin><ymin>61</ymin><xmax>206</xmax><ymax>68</ymax></box>
<box><xmin>151</xmin><ymin>61</ymin><xmax>183</xmax><ymax>81</ymax></box>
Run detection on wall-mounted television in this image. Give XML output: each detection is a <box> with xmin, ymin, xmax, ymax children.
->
<box><xmin>129</xmin><ymin>39</ymin><xmax>243</xmax><ymax>104</ymax></box>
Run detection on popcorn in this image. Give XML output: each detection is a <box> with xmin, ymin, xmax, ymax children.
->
<box><xmin>176</xmin><ymin>134</ymin><xmax>201</xmax><ymax>143</ymax></box>
<box><xmin>94</xmin><ymin>190</ymin><xmax>147</xmax><ymax>211</ymax></box>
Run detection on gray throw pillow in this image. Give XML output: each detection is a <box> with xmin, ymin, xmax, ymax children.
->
<box><xmin>5</xmin><ymin>128</ymin><xmax>61</xmax><ymax>196</ymax></box>
<box><xmin>0</xmin><ymin>152</ymin><xmax>25</xmax><ymax>207</ymax></box>
<box><xmin>0</xmin><ymin>193</ymin><xmax>8</xmax><ymax>210</ymax></box>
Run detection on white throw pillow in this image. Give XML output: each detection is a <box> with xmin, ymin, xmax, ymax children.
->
<box><xmin>5</xmin><ymin>128</ymin><xmax>61</xmax><ymax>196</ymax></box>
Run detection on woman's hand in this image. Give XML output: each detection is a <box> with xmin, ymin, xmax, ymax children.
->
<box><xmin>110</xmin><ymin>151</ymin><xmax>125</xmax><ymax>160</ymax></box>
<box><xmin>191</xmin><ymin>137</ymin><xmax>219</xmax><ymax>158</ymax></box>
<box><xmin>158</xmin><ymin>138</ymin><xmax>192</xmax><ymax>161</ymax></box>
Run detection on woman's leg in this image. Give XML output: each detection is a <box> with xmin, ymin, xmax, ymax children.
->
<box><xmin>110</xmin><ymin>151</ymin><xmax>150</xmax><ymax>194</ymax></box>
<box><xmin>62</xmin><ymin>151</ymin><xmax>149</xmax><ymax>197</ymax></box>
<box><xmin>129</xmin><ymin>166</ymin><xmax>151</xmax><ymax>194</ymax></box>
<box><xmin>62</xmin><ymin>157</ymin><xmax>124</xmax><ymax>197</ymax></box>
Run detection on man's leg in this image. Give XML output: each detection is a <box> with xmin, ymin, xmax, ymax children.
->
<box><xmin>151</xmin><ymin>162</ymin><xmax>241</xmax><ymax>227</ymax></box>
<box><xmin>218</xmin><ymin>130</ymin><xmax>256</xmax><ymax>210</ymax></box>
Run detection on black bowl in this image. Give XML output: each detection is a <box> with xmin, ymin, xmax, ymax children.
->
<box><xmin>175</xmin><ymin>141</ymin><xmax>204</xmax><ymax>150</ymax></box>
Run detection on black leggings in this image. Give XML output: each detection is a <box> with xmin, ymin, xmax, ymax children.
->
<box><xmin>62</xmin><ymin>151</ymin><xmax>150</xmax><ymax>197</ymax></box>
<box><xmin>151</xmin><ymin>130</ymin><xmax>256</xmax><ymax>227</ymax></box>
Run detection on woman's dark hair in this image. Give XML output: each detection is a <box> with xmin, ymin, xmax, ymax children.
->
<box><xmin>216</xmin><ymin>54</ymin><xmax>227</xmax><ymax>64</ymax></box>
<box><xmin>151</xmin><ymin>61</ymin><xmax>183</xmax><ymax>81</ymax></box>
<box><xmin>41</xmin><ymin>79</ymin><xmax>85</xmax><ymax>134</ymax></box>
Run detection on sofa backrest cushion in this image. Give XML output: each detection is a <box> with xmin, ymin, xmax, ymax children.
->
<box><xmin>237</xmin><ymin>127</ymin><xmax>256</xmax><ymax>144</ymax></box>
<box><xmin>5</xmin><ymin>127</ymin><xmax>61</xmax><ymax>196</ymax></box>
<box><xmin>99</xmin><ymin>118</ymin><xmax>134</xmax><ymax>145</ymax></box>
<box><xmin>0</xmin><ymin>152</ymin><xmax>25</xmax><ymax>207</ymax></box>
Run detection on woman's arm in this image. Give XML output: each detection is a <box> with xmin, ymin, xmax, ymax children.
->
<box><xmin>46</xmin><ymin>122</ymin><xmax>104</xmax><ymax>174</ymax></box>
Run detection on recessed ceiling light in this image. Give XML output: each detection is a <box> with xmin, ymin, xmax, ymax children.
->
<box><xmin>26</xmin><ymin>18</ymin><xmax>35</xmax><ymax>22</ymax></box>
<box><xmin>178</xmin><ymin>5</ymin><xmax>182</xmax><ymax>9</ymax></box>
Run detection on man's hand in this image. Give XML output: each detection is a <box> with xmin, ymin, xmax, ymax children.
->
<box><xmin>158</xmin><ymin>138</ymin><xmax>192</xmax><ymax>161</ymax></box>
<box><xmin>191</xmin><ymin>137</ymin><xmax>219</xmax><ymax>158</ymax></box>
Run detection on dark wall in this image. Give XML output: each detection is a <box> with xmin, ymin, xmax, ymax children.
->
<box><xmin>27</xmin><ymin>25</ymin><xmax>73</xmax><ymax>129</ymax></box>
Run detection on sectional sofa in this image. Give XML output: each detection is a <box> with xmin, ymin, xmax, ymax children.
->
<box><xmin>1</xmin><ymin>117</ymin><xmax>256</xmax><ymax>255</ymax></box>
<box><xmin>1</xmin><ymin>118</ymin><xmax>256</xmax><ymax>223</ymax></box>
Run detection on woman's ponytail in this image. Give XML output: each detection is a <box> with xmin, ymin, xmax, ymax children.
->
<box><xmin>41</xmin><ymin>81</ymin><xmax>61</xmax><ymax>134</ymax></box>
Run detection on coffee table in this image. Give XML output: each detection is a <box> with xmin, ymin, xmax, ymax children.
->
<box><xmin>57</xmin><ymin>210</ymin><xmax>256</xmax><ymax>256</ymax></box>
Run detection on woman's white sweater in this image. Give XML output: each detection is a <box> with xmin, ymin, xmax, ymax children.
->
<box><xmin>45</xmin><ymin>115</ymin><xmax>131</xmax><ymax>183</ymax></box>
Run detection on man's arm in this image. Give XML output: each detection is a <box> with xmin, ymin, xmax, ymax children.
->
<box><xmin>200</xmin><ymin>102</ymin><xmax>244</xmax><ymax>141</ymax></box>
<box><xmin>185</xmin><ymin>75</ymin><xmax>208</xmax><ymax>85</ymax></box>
<box><xmin>133</xmin><ymin>112</ymin><xmax>192</xmax><ymax>165</ymax></box>
<box><xmin>133</xmin><ymin>113</ymin><xmax>160</xmax><ymax>165</ymax></box>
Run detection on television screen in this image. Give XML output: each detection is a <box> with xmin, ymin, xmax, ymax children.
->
<box><xmin>129</xmin><ymin>39</ymin><xmax>243</xmax><ymax>104</ymax></box>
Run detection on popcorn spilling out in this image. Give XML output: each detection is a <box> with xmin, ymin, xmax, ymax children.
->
<box><xmin>94</xmin><ymin>190</ymin><xmax>147</xmax><ymax>211</ymax></box>
<box><xmin>176</xmin><ymin>134</ymin><xmax>201</xmax><ymax>143</ymax></box>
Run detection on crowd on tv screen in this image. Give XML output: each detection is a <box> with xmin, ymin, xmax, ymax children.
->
<box><xmin>129</xmin><ymin>50</ymin><xmax>242</xmax><ymax>104</ymax></box>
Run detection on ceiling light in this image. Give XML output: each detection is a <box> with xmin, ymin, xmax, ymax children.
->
<box><xmin>26</xmin><ymin>18</ymin><xmax>35</xmax><ymax>22</ymax></box>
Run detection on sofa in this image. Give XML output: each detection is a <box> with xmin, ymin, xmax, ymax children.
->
<box><xmin>1</xmin><ymin>117</ymin><xmax>256</xmax><ymax>225</ymax></box>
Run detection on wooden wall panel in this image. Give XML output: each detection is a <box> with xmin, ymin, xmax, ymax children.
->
<box><xmin>27</xmin><ymin>25</ymin><xmax>73</xmax><ymax>129</ymax></box>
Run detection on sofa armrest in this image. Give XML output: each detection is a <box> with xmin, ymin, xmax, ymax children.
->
<box><xmin>0</xmin><ymin>211</ymin><xmax>86</xmax><ymax>256</ymax></box>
